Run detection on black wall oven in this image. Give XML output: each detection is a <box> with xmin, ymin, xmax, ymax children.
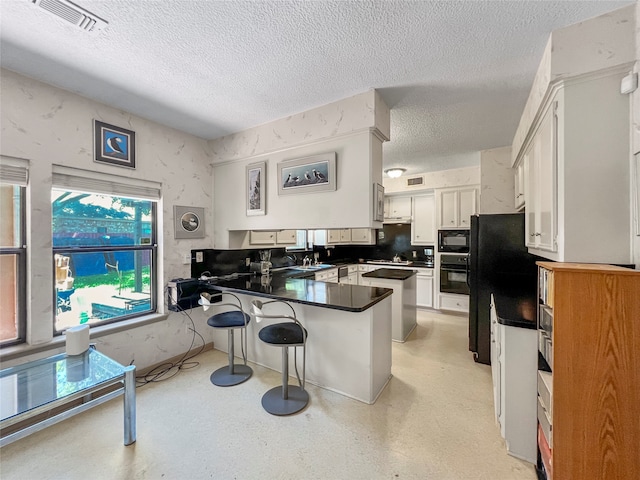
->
<box><xmin>438</xmin><ymin>229</ymin><xmax>470</xmax><ymax>253</ymax></box>
<box><xmin>440</xmin><ymin>254</ymin><xmax>470</xmax><ymax>295</ymax></box>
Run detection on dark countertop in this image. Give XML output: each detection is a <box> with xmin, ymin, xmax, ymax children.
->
<box><xmin>201</xmin><ymin>274</ymin><xmax>392</xmax><ymax>312</ymax></box>
<box><xmin>362</xmin><ymin>268</ymin><xmax>417</xmax><ymax>280</ymax></box>
<box><xmin>365</xmin><ymin>260</ymin><xmax>433</xmax><ymax>268</ymax></box>
<box><xmin>493</xmin><ymin>291</ymin><xmax>537</xmax><ymax>330</ymax></box>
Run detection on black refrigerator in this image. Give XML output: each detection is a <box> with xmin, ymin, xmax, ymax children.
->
<box><xmin>468</xmin><ymin>213</ymin><xmax>539</xmax><ymax>365</ymax></box>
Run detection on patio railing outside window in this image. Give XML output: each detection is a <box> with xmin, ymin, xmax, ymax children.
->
<box><xmin>52</xmin><ymin>189</ymin><xmax>157</xmax><ymax>333</ymax></box>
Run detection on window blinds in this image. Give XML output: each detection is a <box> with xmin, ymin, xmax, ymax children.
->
<box><xmin>52</xmin><ymin>165</ymin><xmax>161</xmax><ymax>200</ymax></box>
<box><xmin>0</xmin><ymin>156</ymin><xmax>29</xmax><ymax>186</ymax></box>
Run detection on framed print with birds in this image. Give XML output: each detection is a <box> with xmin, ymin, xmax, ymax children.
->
<box><xmin>277</xmin><ymin>152</ymin><xmax>336</xmax><ymax>195</ymax></box>
<box><xmin>173</xmin><ymin>205</ymin><xmax>205</xmax><ymax>239</ymax></box>
<box><xmin>94</xmin><ymin>120</ymin><xmax>136</xmax><ymax>168</ymax></box>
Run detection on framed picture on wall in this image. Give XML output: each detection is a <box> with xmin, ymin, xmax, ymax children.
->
<box><xmin>277</xmin><ymin>152</ymin><xmax>336</xmax><ymax>195</ymax></box>
<box><xmin>94</xmin><ymin>120</ymin><xmax>136</xmax><ymax>169</ymax></box>
<box><xmin>174</xmin><ymin>205</ymin><xmax>205</xmax><ymax>239</ymax></box>
<box><xmin>246</xmin><ymin>161</ymin><xmax>266</xmax><ymax>216</ymax></box>
<box><xmin>374</xmin><ymin>183</ymin><xmax>385</xmax><ymax>222</ymax></box>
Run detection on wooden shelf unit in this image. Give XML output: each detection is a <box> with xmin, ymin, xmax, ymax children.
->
<box><xmin>535</xmin><ymin>262</ymin><xmax>640</xmax><ymax>480</ymax></box>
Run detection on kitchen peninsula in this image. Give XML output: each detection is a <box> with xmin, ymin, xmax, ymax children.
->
<box><xmin>201</xmin><ymin>274</ymin><xmax>393</xmax><ymax>404</ymax></box>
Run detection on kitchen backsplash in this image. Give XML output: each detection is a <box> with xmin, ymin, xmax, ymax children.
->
<box><xmin>192</xmin><ymin>225</ymin><xmax>432</xmax><ymax>277</ymax></box>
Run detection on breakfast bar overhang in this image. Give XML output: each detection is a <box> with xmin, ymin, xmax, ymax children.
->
<box><xmin>201</xmin><ymin>275</ymin><xmax>393</xmax><ymax>404</ymax></box>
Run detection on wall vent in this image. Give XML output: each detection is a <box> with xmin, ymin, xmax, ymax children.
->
<box><xmin>407</xmin><ymin>177</ymin><xmax>424</xmax><ymax>186</ymax></box>
<box><xmin>30</xmin><ymin>0</ymin><xmax>108</xmax><ymax>32</ymax></box>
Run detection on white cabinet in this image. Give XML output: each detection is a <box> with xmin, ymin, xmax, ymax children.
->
<box><xmin>415</xmin><ymin>271</ymin><xmax>433</xmax><ymax>308</ymax></box>
<box><xmin>412</xmin><ymin>194</ymin><xmax>435</xmax><ymax>245</ymax></box>
<box><xmin>315</xmin><ymin>228</ymin><xmax>374</xmax><ymax>245</ymax></box>
<box><xmin>437</xmin><ymin>187</ymin><xmax>478</xmax><ymax>229</ymax></box>
<box><xmin>384</xmin><ymin>196</ymin><xmax>412</xmax><ymax>220</ymax></box>
<box><xmin>276</xmin><ymin>229</ymin><xmax>297</xmax><ymax>245</ymax></box>
<box><xmin>438</xmin><ymin>293</ymin><xmax>469</xmax><ymax>313</ymax></box>
<box><xmin>490</xmin><ymin>297</ymin><xmax>538</xmax><ymax>464</ymax></box>
<box><xmin>515</xmin><ymin>70</ymin><xmax>632</xmax><ymax>264</ymax></box>
<box><xmin>249</xmin><ymin>230</ymin><xmax>276</xmax><ymax>245</ymax></box>
<box><xmin>514</xmin><ymin>159</ymin><xmax>525</xmax><ymax>211</ymax></box>
<box><xmin>350</xmin><ymin>228</ymin><xmax>375</xmax><ymax>244</ymax></box>
<box><xmin>327</xmin><ymin>229</ymin><xmax>350</xmax><ymax>244</ymax></box>
<box><xmin>249</xmin><ymin>229</ymin><xmax>297</xmax><ymax>246</ymax></box>
<box><xmin>524</xmin><ymin>101</ymin><xmax>556</xmax><ymax>252</ymax></box>
<box><xmin>315</xmin><ymin>268</ymin><xmax>338</xmax><ymax>283</ymax></box>
<box><xmin>339</xmin><ymin>265</ymin><xmax>359</xmax><ymax>285</ymax></box>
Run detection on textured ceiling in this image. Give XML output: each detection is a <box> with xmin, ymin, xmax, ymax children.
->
<box><xmin>0</xmin><ymin>0</ymin><xmax>633</xmax><ymax>175</ymax></box>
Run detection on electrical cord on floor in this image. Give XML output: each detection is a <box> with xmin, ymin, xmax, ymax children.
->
<box><xmin>134</xmin><ymin>285</ymin><xmax>206</xmax><ymax>387</ymax></box>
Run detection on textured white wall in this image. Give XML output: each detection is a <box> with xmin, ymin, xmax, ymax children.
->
<box><xmin>480</xmin><ymin>146</ymin><xmax>516</xmax><ymax>214</ymax></box>
<box><xmin>210</xmin><ymin>91</ymin><xmax>389</xmax><ymax>247</ymax></box>
<box><xmin>0</xmin><ymin>69</ymin><xmax>215</xmax><ymax>368</ymax></box>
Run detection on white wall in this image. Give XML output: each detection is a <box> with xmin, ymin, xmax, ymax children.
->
<box><xmin>0</xmin><ymin>69</ymin><xmax>215</xmax><ymax>368</ymax></box>
<box><xmin>634</xmin><ymin>2</ymin><xmax>640</xmax><ymax>268</ymax></box>
<box><xmin>210</xmin><ymin>91</ymin><xmax>389</xmax><ymax>247</ymax></box>
<box><xmin>383</xmin><ymin>163</ymin><xmax>480</xmax><ymax>195</ymax></box>
<box><xmin>480</xmin><ymin>146</ymin><xmax>516</xmax><ymax>214</ymax></box>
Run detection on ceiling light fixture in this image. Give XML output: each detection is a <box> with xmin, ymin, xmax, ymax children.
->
<box><xmin>385</xmin><ymin>168</ymin><xmax>406</xmax><ymax>178</ymax></box>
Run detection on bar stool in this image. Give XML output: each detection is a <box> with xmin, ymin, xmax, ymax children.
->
<box><xmin>250</xmin><ymin>299</ymin><xmax>309</xmax><ymax>415</ymax></box>
<box><xmin>200</xmin><ymin>292</ymin><xmax>252</xmax><ymax>387</ymax></box>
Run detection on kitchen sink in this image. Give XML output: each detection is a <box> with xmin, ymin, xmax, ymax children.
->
<box><xmin>288</xmin><ymin>264</ymin><xmax>335</xmax><ymax>271</ymax></box>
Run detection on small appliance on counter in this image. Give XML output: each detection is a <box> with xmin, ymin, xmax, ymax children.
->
<box><xmin>250</xmin><ymin>249</ymin><xmax>272</xmax><ymax>276</ymax></box>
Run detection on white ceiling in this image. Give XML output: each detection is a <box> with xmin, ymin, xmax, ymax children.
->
<box><xmin>0</xmin><ymin>0</ymin><xmax>633</xmax><ymax>175</ymax></box>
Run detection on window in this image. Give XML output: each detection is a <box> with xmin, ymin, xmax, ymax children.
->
<box><xmin>286</xmin><ymin>230</ymin><xmax>308</xmax><ymax>251</ymax></box>
<box><xmin>0</xmin><ymin>182</ymin><xmax>26</xmax><ymax>346</ymax></box>
<box><xmin>51</xmin><ymin>167</ymin><xmax>160</xmax><ymax>333</ymax></box>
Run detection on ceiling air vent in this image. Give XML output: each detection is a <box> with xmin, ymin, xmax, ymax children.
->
<box><xmin>407</xmin><ymin>177</ymin><xmax>424</xmax><ymax>186</ymax></box>
<box><xmin>30</xmin><ymin>0</ymin><xmax>108</xmax><ymax>32</ymax></box>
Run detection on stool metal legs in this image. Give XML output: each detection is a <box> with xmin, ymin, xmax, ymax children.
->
<box><xmin>210</xmin><ymin>328</ymin><xmax>252</xmax><ymax>387</ymax></box>
<box><xmin>261</xmin><ymin>346</ymin><xmax>308</xmax><ymax>415</ymax></box>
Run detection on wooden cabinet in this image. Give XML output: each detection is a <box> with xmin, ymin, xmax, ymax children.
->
<box><xmin>384</xmin><ymin>195</ymin><xmax>412</xmax><ymax>220</ymax></box>
<box><xmin>536</xmin><ymin>262</ymin><xmax>640</xmax><ymax>480</ymax></box>
<box><xmin>411</xmin><ymin>194</ymin><xmax>435</xmax><ymax>245</ymax></box>
<box><xmin>437</xmin><ymin>187</ymin><xmax>478</xmax><ymax>229</ymax></box>
<box><xmin>249</xmin><ymin>229</ymin><xmax>296</xmax><ymax>246</ymax></box>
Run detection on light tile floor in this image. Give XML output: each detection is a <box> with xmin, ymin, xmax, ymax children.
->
<box><xmin>1</xmin><ymin>310</ymin><xmax>537</xmax><ymax>479</ymax></box>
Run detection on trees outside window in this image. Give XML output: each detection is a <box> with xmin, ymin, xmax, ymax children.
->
<box><xmin>52</xmin><ymin>189</ymin><xmax>157</xmax><ymax>332</ymax></box>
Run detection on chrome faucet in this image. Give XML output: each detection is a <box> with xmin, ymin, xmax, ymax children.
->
<box><xmin>303</xmin><ymin>255</ymin><xmax>311</xmax><ymax>267</ymax></box>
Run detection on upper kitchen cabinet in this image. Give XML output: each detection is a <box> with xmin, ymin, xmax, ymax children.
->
<box><xmin>384</xmin><ymin>195</ymin><xmax>412</xmax><ymax>221</ymax></box>
<box><xmin>249</xmin><ymin>229</ymin><xmax>297</xmax><ymax>246</ymax></box>
<box><xmin>514</xmin><ymin>158</ymin><xmax>525</xmax><ymax>211</ymax></box>
<box><xmin>437</xmin><ymin>186</ymin><xmax>478</xmax><ymax>229</ymax></box>
<box><xmin>524</xmin><ymin>100</ymin><xmax>556</xmax><ymax>252</ymax></box>
<box><xmin>314</xmin><ymin>228</ymin><xmax>375</xmax><ymax>245</ymax></box>
<box><xmin>412</xmin><ymin>194</ymin><xmax>435</xmax><ymax>245</ymax></box>
<box><xmin>517</xmin><ymin>76</ymin><xmax>631</xmax><ymax>263</ymax></box>
<box><xmin>511</xmin><ymin>5</ymin><xmax>635</xmax><ymax>265</ymax></box>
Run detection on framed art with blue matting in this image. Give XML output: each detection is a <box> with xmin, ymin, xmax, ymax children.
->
<box><xmin>94</xmin><ymin>120</ymin><xmax>136</xmax><ymax>169</ymax></box>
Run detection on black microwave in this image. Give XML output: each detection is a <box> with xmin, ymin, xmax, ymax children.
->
<box><xmin>438</xmin><ymin>229</ymin><xmax>470</xmax><ymax>253</ymax></box>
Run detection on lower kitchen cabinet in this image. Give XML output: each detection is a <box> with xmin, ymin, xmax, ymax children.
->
<box><xmin>438</xmin><ymin>293</ymin><xmax>469</xmax><ymax>313</ymax></box>
<box><xmin>490</xmin><ymin>295</ymin><xmax>537</xmax><ymax>464</ymax></box>
<box><xmin>415</xmin><ymin>271</ymin><xmax>433</xmax><ymax>308</ymax></box>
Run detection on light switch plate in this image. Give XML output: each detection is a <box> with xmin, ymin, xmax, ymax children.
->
<box><xmin>182</xmin><ymin>253</ymin><xmax>191</xmax><ymax>265</ymax></box>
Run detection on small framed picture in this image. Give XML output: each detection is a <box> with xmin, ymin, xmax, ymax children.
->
<box><xmin>374</xmin><ymin>183</ymin><xmax>385</xmax><ymax>222</ymax></box>
<box><xmin>174</xmin><ymin>206</ymin><xmax>205</xmax><ymax>239</ymax></box>
<box><xmin>247</xmin><ymin>161</ymin><xmax>266</xmax><ymax>216</ymax></box>
<box><xmin>94</xmin><ymin>120</ymin><xmax>136</xmax><ymax>169</ymax></box>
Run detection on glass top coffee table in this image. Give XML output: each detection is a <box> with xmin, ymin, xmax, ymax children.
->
<box><xmin>0</xmin><ymin>347</ymin><xmax>135</xmax><ymax>447</ymax></box>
